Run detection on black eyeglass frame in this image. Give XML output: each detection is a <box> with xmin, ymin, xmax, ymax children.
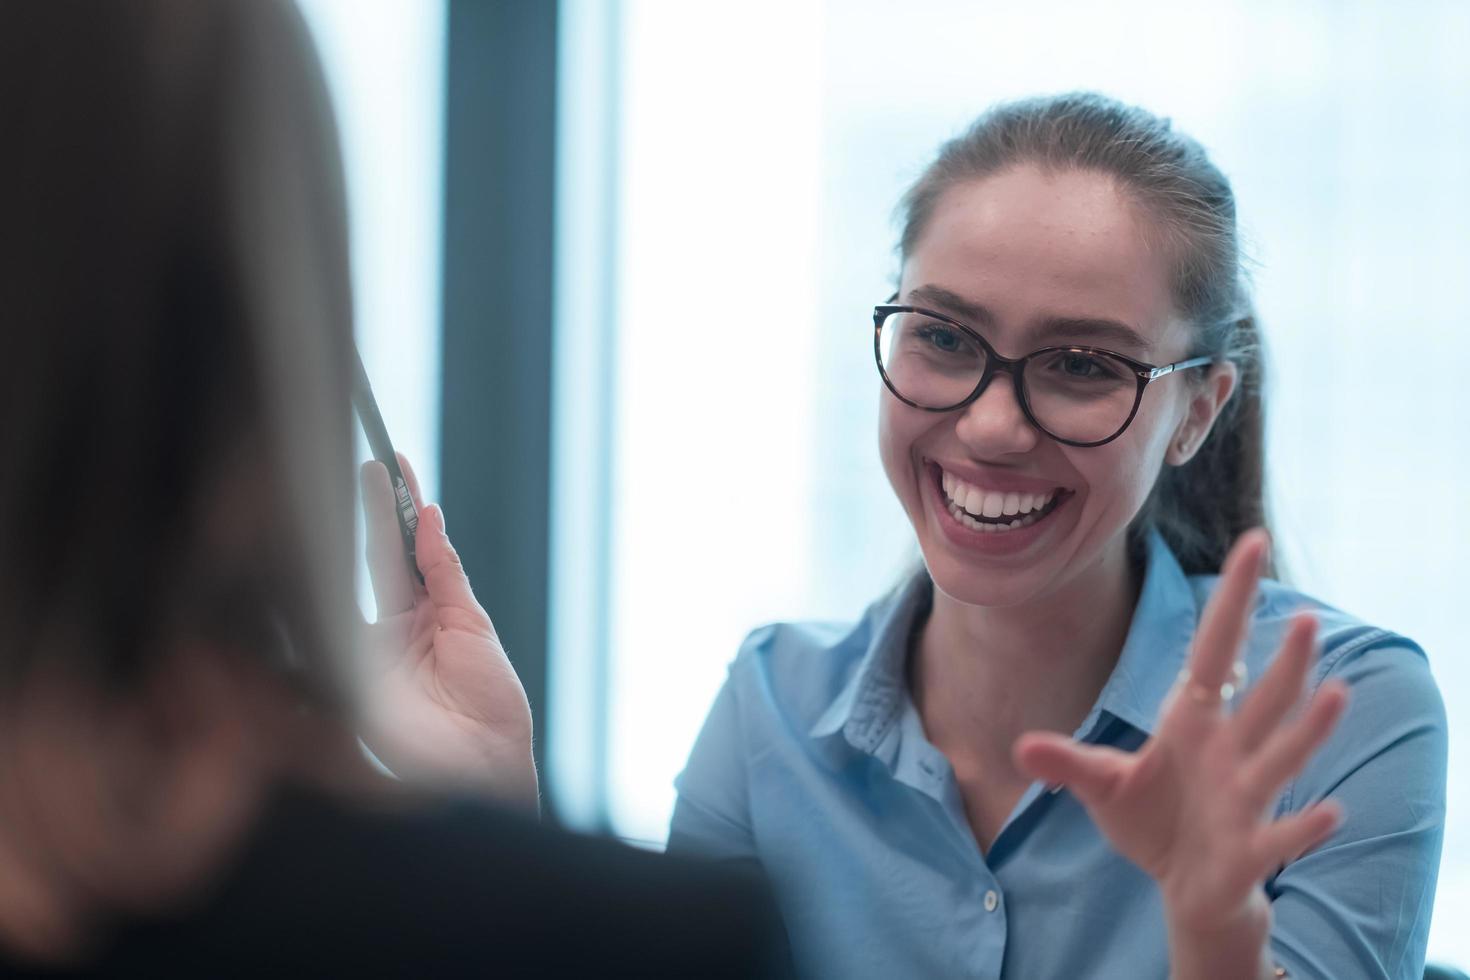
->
<box><xmin>873</xmin><ymin>303</ymin><xmax>1217</xmax><ymax>448</ymax></box>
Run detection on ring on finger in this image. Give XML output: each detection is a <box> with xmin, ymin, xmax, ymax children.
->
<box><xmin>1177</xmin><ymin>661</ymin><xmax>1248</xmax><ymax>706</ymax></box>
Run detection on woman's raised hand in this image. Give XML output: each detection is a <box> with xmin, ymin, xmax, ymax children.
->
<box><xmin>1013</xmin><ymin>530</ymin><xmax>1348</xmax><ymax>976</ymax></box>
<box><xmin>358</xmin><ymin>455</ymin><xmax>537</xmax><ymax>810</ymax></box>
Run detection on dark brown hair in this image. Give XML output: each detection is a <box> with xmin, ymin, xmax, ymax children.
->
<box><xmin>897</xmin><ymin>92</ymin><xmax>1268</xmax><ymax>575</ymax></box>
<box><xmin>0</xmin><ymin>0</ymin><xmax>358</xmax><ymax>702</ymax></box>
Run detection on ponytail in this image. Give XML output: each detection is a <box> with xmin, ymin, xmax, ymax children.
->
<box><xmin>1133</xmin><ymin>311</ymin><xmax>1269</xmax><ymax>577</ymax></box>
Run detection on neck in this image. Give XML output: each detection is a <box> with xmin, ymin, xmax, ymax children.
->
<box><xmin>910</xmin><ymin>535</ymin><xmax>1142</xmax><ymax>779</ymax></box>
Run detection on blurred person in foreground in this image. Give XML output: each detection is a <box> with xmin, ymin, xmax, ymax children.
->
<box><xmin>0</xmin><ymin>1</ymin><xmax>785</xmax><ymax>975</ymax></box>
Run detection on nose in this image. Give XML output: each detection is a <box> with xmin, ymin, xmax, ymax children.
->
<box><xmin>953</xmin><ymin>370</ymin><xmax>1041</xmax><ymax>456</ymax></box>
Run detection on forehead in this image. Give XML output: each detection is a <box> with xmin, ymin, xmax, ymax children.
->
<box><xmin>903</xmin><ymin>166</ymin><xmax>1184</xmax><ymax>351</ymax></box>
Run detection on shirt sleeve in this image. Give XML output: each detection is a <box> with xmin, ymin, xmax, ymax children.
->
<box><xmin>1267</xmin><ymin>636</ymin><xmax>1448</xmax><ymax>980</ymax></box>
<box><xmin>667</xmin><ymin>638</ymin><xmax>764</xmax><ymax>862</ymax></box>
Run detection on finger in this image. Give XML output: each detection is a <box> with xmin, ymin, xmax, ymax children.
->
<box><xmin>396</xmin><ymin>452</ymin><xmax>426</xmax><ymax>512</ymax></box>
<box><xmin>1186</xmin><ymin>529</ymin><xmax>1270</xmax><ymax>691</ymax></box>
<box><xmin>1241</xmin><ymin>680</ymin><xmax>1349</xmax><ymax>802</ymax></box>
<box><xmin>1250</xmin><ymin>799</ymin><xmax>1343</xmax><ymax>871</ymax></box>
<box><xmin>361</xmin><ymin>461</ymin><xmax>416</xmax><ymax>619</ymax></box>
<box><xmin>1232</xmin><ymin>613</ymin><xmax>1317</xmax><ymax>755</ymax></box>
<box><xmin>1013</xmin><ymin>732</ymin><xmax>1130</xmax><ymax>807</ymax></box>
<box><xmin>415</xmin><ymin>503</ymin><xmax>496</xmax><ymax>635</ymax></box>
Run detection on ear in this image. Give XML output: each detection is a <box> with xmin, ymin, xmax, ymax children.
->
<box><xmin>1165</xmin><ymin>361</ymin><xmax>1238</xmax><ymax>466</ymax></box>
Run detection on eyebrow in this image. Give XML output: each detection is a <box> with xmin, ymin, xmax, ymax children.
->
<box><xmin>905</xmin><ymin>284</ymin><xmax>1156</xmax><ymax>356</ymax></box>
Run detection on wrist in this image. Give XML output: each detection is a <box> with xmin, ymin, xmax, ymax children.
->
<box><xmin>1164</xmin><ymin>890</ymin><xmax>1273</xmax><ymax>980</ymax></box>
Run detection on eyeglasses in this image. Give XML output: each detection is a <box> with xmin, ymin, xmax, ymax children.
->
<box><xmin>874</xmin><ymin>304</ymin><xmax>1215</xmax><ymax>447</ymax></box>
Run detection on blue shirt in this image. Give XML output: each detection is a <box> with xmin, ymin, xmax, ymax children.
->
<box><xmin>668</xmin><ymin>531</ymin><xmax>1447</xmax><ymax>979</ymax></box>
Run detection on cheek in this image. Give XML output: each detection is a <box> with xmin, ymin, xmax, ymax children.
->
<box><xmin>877</xmin><ymin>391</ymin><xmax>925</xmax><ymax>502</ymax></box>
<box><xmin>1074</xmin><ymin>445</ymin><xmax>1153</xmax><ymax>516</ymax></box>
<box><xmin>1073</xmin><ymin>398</ymin><xmax>1178</xmax><ymax>520</ymax></box>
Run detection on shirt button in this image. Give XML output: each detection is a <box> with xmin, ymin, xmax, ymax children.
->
<box><xmin>984</xmin><ymin>890</ymin><xmax>999</xmax><ymax>912</ymax></box>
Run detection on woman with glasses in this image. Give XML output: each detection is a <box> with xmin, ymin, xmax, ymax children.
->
<box><xmin>662</xmin><ymin>95</ymin><xmax>1447</xmax><ymax>979</ymax></box>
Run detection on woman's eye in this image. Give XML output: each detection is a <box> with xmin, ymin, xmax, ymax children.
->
<box><xmin>1057</xmin><ymin>353</ymin><xmax>1113</xmax><ymax>378</ymax></box>
<box><xmin>916</xmin><ymin>324</ymin><xmax>965</xmax><ymax>353</ymax></box>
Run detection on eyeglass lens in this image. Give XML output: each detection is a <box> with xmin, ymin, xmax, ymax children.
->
<box><xmin>877</xmin><ymin>310</ymin><xmax>1139</xmax><ymax>444</ymax></box>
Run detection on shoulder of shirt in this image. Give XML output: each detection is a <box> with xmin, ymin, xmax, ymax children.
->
<box><xmin>721</xmin><ymin>598</ymin><xmax>891</xmax><ymax>730</ymax></box>
<box><xmin>1186</xmin><ymin>571</ymin><xmax>1440</xmax><ymax>706</ymax></box>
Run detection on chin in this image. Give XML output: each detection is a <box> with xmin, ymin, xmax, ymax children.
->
<box><xmin>920</xmin><ymin>546</ymin><xmax>1056</xmax><ymax>609</ymax></box>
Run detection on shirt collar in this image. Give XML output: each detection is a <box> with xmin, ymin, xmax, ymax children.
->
<box><xmin>808</xmin><ymin>529</ymin><xmax>1201</xmax><ymax>752</ymax></box>
<box><xmin>1089</xmin><ymin>529</ymin><xmax>1200</xmax><ymax>735</ymax></box>
<box><xmin>808</xmin><ymin>570</ymin><xmax>930</xmax><ymax>750</ymax></box>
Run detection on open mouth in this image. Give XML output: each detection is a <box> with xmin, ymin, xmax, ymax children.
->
<box><xmin>935</xmin><ymin>466</ymin><xmax>1071</xmax><ymax>534</ymax></box>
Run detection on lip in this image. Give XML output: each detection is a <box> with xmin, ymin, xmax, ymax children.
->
<box><xmin>928</xmin><ymin>458</ymin><xmax>1070</xmax><ymax>495</ymax></box>
<box><xmin>923</xmin><ymin>461</ymin><xmax>1074</xmax><ymax>557</ymax></box>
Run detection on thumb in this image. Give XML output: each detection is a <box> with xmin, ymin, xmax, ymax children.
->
<box><xmin>415</xmin><ymin>504</ymin><xmax>495</xmax><ymax>635</ymax></box>
<box><xmin>1013</xmin><ymin>731</ymin><xmax>1129</xmax><ymax>807</ymax></box>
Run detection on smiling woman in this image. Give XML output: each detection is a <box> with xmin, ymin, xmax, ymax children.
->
<box><xmin>882</xmin><ymin>150</ymin><xmax>1243</xmax><ymax>606</ymax></box>
<box><xmin>666</xmin><ymin>93</ymin><xmax>1446</xmax><ymax>980</ymax></box>
<box><xmin>568</xmin><ymin>1</ymin><xmax>1470</xmax><ymax>971</ymax></box>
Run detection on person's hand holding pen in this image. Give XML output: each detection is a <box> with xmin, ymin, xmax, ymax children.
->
<box><xmin>1014</xmin><ymin>530</ymin><xmax>1348</xmax><ymax>980</ymax></box>
<box><xmin>358</xmin><ymin>453</ymin><xmax>538</xmax><ymax>811</ymax></box>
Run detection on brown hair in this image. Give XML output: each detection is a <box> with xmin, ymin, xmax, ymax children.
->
<box><xmin>0</xmin><ymin>0</ymin><xmax>359</xmax><ymax>703</ymax></box>
<box><xmin>897</xmin><ymin>92</ymin><xmax>1268</xmax><ymax>576</ymax></box>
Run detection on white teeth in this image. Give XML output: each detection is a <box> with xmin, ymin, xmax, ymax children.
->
<box><xmin>940</xmin><ymin>468</ymin><xmax>1062</xmax><ymax>529</ymax></box>
<box><xmin>951</xmin><ymin>501</ymin><xmax>1045</xmax><ymax>534</ymax></box>
<box><xmin>1024</xmin><ymin>491</ymin><xmax>1056</xmax><ymax>514</ymax></box>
